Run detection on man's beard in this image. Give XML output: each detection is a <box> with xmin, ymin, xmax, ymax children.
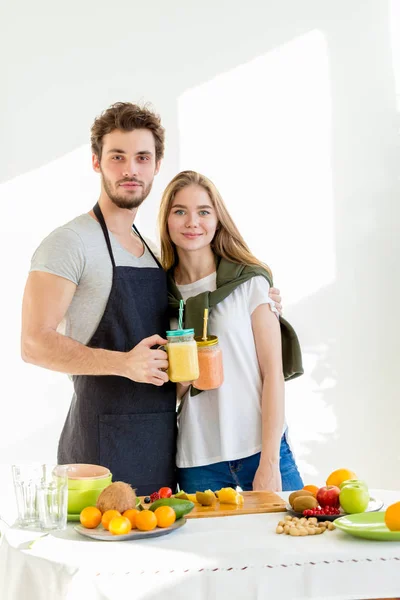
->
<box><xmin>101</xmin><ymin>172</ymin><xmax>153</xmax><ymax>210</ymax></box>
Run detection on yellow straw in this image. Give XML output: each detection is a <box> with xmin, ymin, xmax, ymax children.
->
<box><xmin>202</xmin><ymin>308</ymin><xmax>209</xmax><ymax>341</ymax></box>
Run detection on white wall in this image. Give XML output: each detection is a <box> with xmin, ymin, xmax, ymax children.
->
<box><xmin>1</xmin><ymin>0</ymin><xmax>399</xmax><ymax>500</ymax></box>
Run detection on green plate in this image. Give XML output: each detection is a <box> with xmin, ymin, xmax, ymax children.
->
<box><xmin>335</xmin><ymin>511</ymin><xmax>400</xmax><ymax>541</ymax></box>
<box><xmin>68</xmin><ymin>513</ymin><xmax>81</xmax><ymax>522</ymax></box>
<box><xmin>68</xmin><ymin>497</ymin><xmax>142</xmax><ymax>522</ymax></box>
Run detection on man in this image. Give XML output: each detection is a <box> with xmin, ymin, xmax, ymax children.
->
<box><xmin>21</xmin><ymin>102</ymin><xmax>282</xmax><ymax>495</ymax></box>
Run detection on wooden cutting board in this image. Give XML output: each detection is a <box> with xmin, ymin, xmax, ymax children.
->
<box><xmin>184</xmin><ymin>491</ymin><xmax>286</xmax><ymax>519</ymax></box>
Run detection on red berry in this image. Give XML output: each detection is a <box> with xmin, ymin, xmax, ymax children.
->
<box><xmin>150</xmin><ymin>492</ymin><xmax>160</xmax><ymax>502</ymax></box>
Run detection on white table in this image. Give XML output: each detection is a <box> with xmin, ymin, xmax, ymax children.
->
<box><xmin>1</xmin><ymin>490</ymin><xmax>400</xmax><ymax>600</ymax></box>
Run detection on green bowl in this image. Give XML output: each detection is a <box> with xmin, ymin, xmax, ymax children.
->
<box><xmin>68</xmin><ymin>483</ymin><xmax>110</xmax><ymax>514</ymax></box>
<box><xmin>68</xmin><ymin>497</ymin><xmax>142</xmax><ymax>521</ymax></box>
<box><xmin>68</xmin><ymin>473</ymin><xmax>112</xmax><ymax>491</ymax></box>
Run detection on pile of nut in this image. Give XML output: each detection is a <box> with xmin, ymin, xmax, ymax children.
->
<box><xmin>276</xmin><ymin>515</ymin><xmax>336</xmax><ymax>536</ymax></box>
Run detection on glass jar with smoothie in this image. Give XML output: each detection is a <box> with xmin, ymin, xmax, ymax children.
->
<box><xmin>193</xmin><ymin>335</ymin><xmax>224</xmax><ymax>390</ymax></box>
<box><xmin>166</xmin><ymin>329</ymin><xmax>199</xmax><ymax>383</ymax></box>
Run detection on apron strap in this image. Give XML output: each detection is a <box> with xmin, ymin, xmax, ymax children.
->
<box><xmin>93</xmin><ymin>202</ymin><xmax>163</xmax><ymax>270</ymax></box>
<box><xmin>93</xmin><ymin>203</ymin><xmax>116</xmax><ymax>269</ymax></box>
<box><xmin>132</xmin><ymin>223</ymin><xmax>164</xmax><ymax>269</ymax></box>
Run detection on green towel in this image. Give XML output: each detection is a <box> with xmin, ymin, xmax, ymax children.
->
<box><xmin>167</xmin><ymin>258</ymin><xmax>304</xmax><ymax>395</ymax></box>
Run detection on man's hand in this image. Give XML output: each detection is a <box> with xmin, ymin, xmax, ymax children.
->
<box><xmin>269</xmin><ymin>287</ymin><xmax>282</xmax><ymax>317</ymax></box>
<box><xmin>252</xmin><ymin>460</ymin><xmax>282</xmax><ymax>492</ymax></box>
<box><xmin>122</xmin><ymin>335</ymin><xmax>169</xmax><ymax>386</ymax></box>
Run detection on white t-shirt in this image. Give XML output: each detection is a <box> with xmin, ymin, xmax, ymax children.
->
<box><xmin>175</xmin><ymin>272</ymin><xmax>285</xmax><ymax>468</ymax></box>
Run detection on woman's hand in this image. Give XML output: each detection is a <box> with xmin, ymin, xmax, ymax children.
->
<box><xmin>252</xmin><ymin>460</ymin><xmax>282</xmax><ymax>492</ymax></box>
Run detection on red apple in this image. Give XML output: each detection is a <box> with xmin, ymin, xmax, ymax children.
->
<box><xmin>316</xmin><ymin>485</ymin><xmax>341</xmax><ymax>508</ymax></box>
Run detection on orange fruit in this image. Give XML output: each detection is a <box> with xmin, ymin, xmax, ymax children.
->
<box><xmin>135</xmin><ymin>509</ymin><xmax>157</xmax><ymax>531</ymax></box>
<box><xmin>302</xmin><ymin>485</ymin><xmax>319</xmax><ymax>497</ymax></box>
<box><xmin>154</xmin><ymin>506</ymin><xmax>176</xmax><ymax>528</ymax></box>
<box><xmin>326</xmin><ymin>468</ymin><xmax>357</xmax><ymax>488</ymax></box>
<box><xmin>80</xmin><ymin>506</ymin><xmax>102</xmax><ymax>529</ymax></box>
<box><xmin>123</xmin><ymin>508</ymin><xmax>140</xmax><ymax>528</ymax></box>
<box><xmin>108</xmin><ymin>516</ymin><xmax>132</xmax><ymax>536</ymax></box>
<box><xmin>101</xmin><ymin>509</ymin><xmax>121</xmax><ymax>530</ymax></box>
<box><xmin>384</xmin><ymin>502</ymin><xmax>400</xmax><ymax>531</ymax></box>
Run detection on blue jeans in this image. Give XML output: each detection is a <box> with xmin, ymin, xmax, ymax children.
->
<box><xmin>177</xmin><ymin>431</ymin><xmax>303</xmax><ymax>493</ymax></box>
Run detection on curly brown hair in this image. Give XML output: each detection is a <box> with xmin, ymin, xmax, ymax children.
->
<box><xmin>90</xmin><ymin>102</ymin><xmax>165</xmax><ymax>162</ymax></box>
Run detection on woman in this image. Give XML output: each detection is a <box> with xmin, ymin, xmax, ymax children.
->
<box><xmin>158</xmin><ymin>171</ymin><xmax>303</xmax><ymax>493</ymax></box>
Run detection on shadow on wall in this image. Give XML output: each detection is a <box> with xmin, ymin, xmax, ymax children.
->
<box><xmin>286</xmin><ymin>0</ymin><xmax>400</xmax><ymax>487</ymax></box>
<box><xmin>1</xmin><ymin>0</ymin><xmax>399</xmax><ymax>488</ymax></box>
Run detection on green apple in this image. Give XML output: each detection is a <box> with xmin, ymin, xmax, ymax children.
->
<box><xmin>339</xmin><ymin>484</ymin><xmax>370</xmax><ymax>513</ymax></box>
<box><xmin>339</xmin><ymin>479</ymin><xmax>368</xmax><ymax>491</ymax></box>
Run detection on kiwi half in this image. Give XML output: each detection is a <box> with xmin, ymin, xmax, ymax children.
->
<box><xmin>288</xmin><ymin>489</ymin><xmax>314</xmax><ymax>508</ymax></box>
<box><xmin>292</xmin><ymin>496</ymin><xmax>318</xmax><ymax>512</ymax></box>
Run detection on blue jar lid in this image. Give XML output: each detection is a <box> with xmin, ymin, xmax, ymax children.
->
<box><xmin>166</xmin><ymin>329</ymin><xmax>194</xmax><ymax>337</ymax></box>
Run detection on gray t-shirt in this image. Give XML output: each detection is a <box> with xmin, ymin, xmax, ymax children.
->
<box><xmin>30</xmin><ymin>213</ymin><xmax>159</xmax><ymax>345</ymax></box>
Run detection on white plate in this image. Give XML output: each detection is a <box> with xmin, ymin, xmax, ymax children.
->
<box><xmin>286</xmin><ymin>497</ymin><xmax>384</xmax><ymax>521</ymax></box>
<box><xmin>74</xmin><ymin>517</ymin><xmax>186</xmax><ymax>541</ymax></box>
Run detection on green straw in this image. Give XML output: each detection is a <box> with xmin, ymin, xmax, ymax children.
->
<box><xmin>178</xmin><ymin>299</ymin><xmax>184</xmax><ymax>330</ymax></box>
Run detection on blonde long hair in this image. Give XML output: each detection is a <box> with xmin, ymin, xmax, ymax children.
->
<box><xmin>158</xmin><ymin>170</ymin><xmax>272</xmax><ymax>278</ymax></box>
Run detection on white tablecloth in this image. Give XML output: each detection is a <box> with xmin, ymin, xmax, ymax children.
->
<box><xmin>1</xmin><ymin>490</ymin><xmax>400</xmax><ymax>600</ymax></box>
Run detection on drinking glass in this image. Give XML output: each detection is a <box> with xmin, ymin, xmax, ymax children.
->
<box><xmin>12</xmin><ymin>464</ymin><xmax>42</xmax><ymax>527</ymax></box>
<box><xmin>36</xmin><ymin>464</ymin><xmax>68</xmax><ymax>530</ymax></box>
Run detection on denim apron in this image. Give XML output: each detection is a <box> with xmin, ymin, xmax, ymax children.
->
<box><xmin>58</xmin><ymin>203</ymin><xmax>177</xmax><ymax>495</ymax></box>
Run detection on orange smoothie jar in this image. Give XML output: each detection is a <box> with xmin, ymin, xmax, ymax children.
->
<box><xmin>166</xmin><ymin>329</ymin><xmax>199</xmax><ymax>383</ymax></box>
<box><xmin>193</xmin><ymin>335</ymin><xmax>224</xmax><ymax>391</ymax></box>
